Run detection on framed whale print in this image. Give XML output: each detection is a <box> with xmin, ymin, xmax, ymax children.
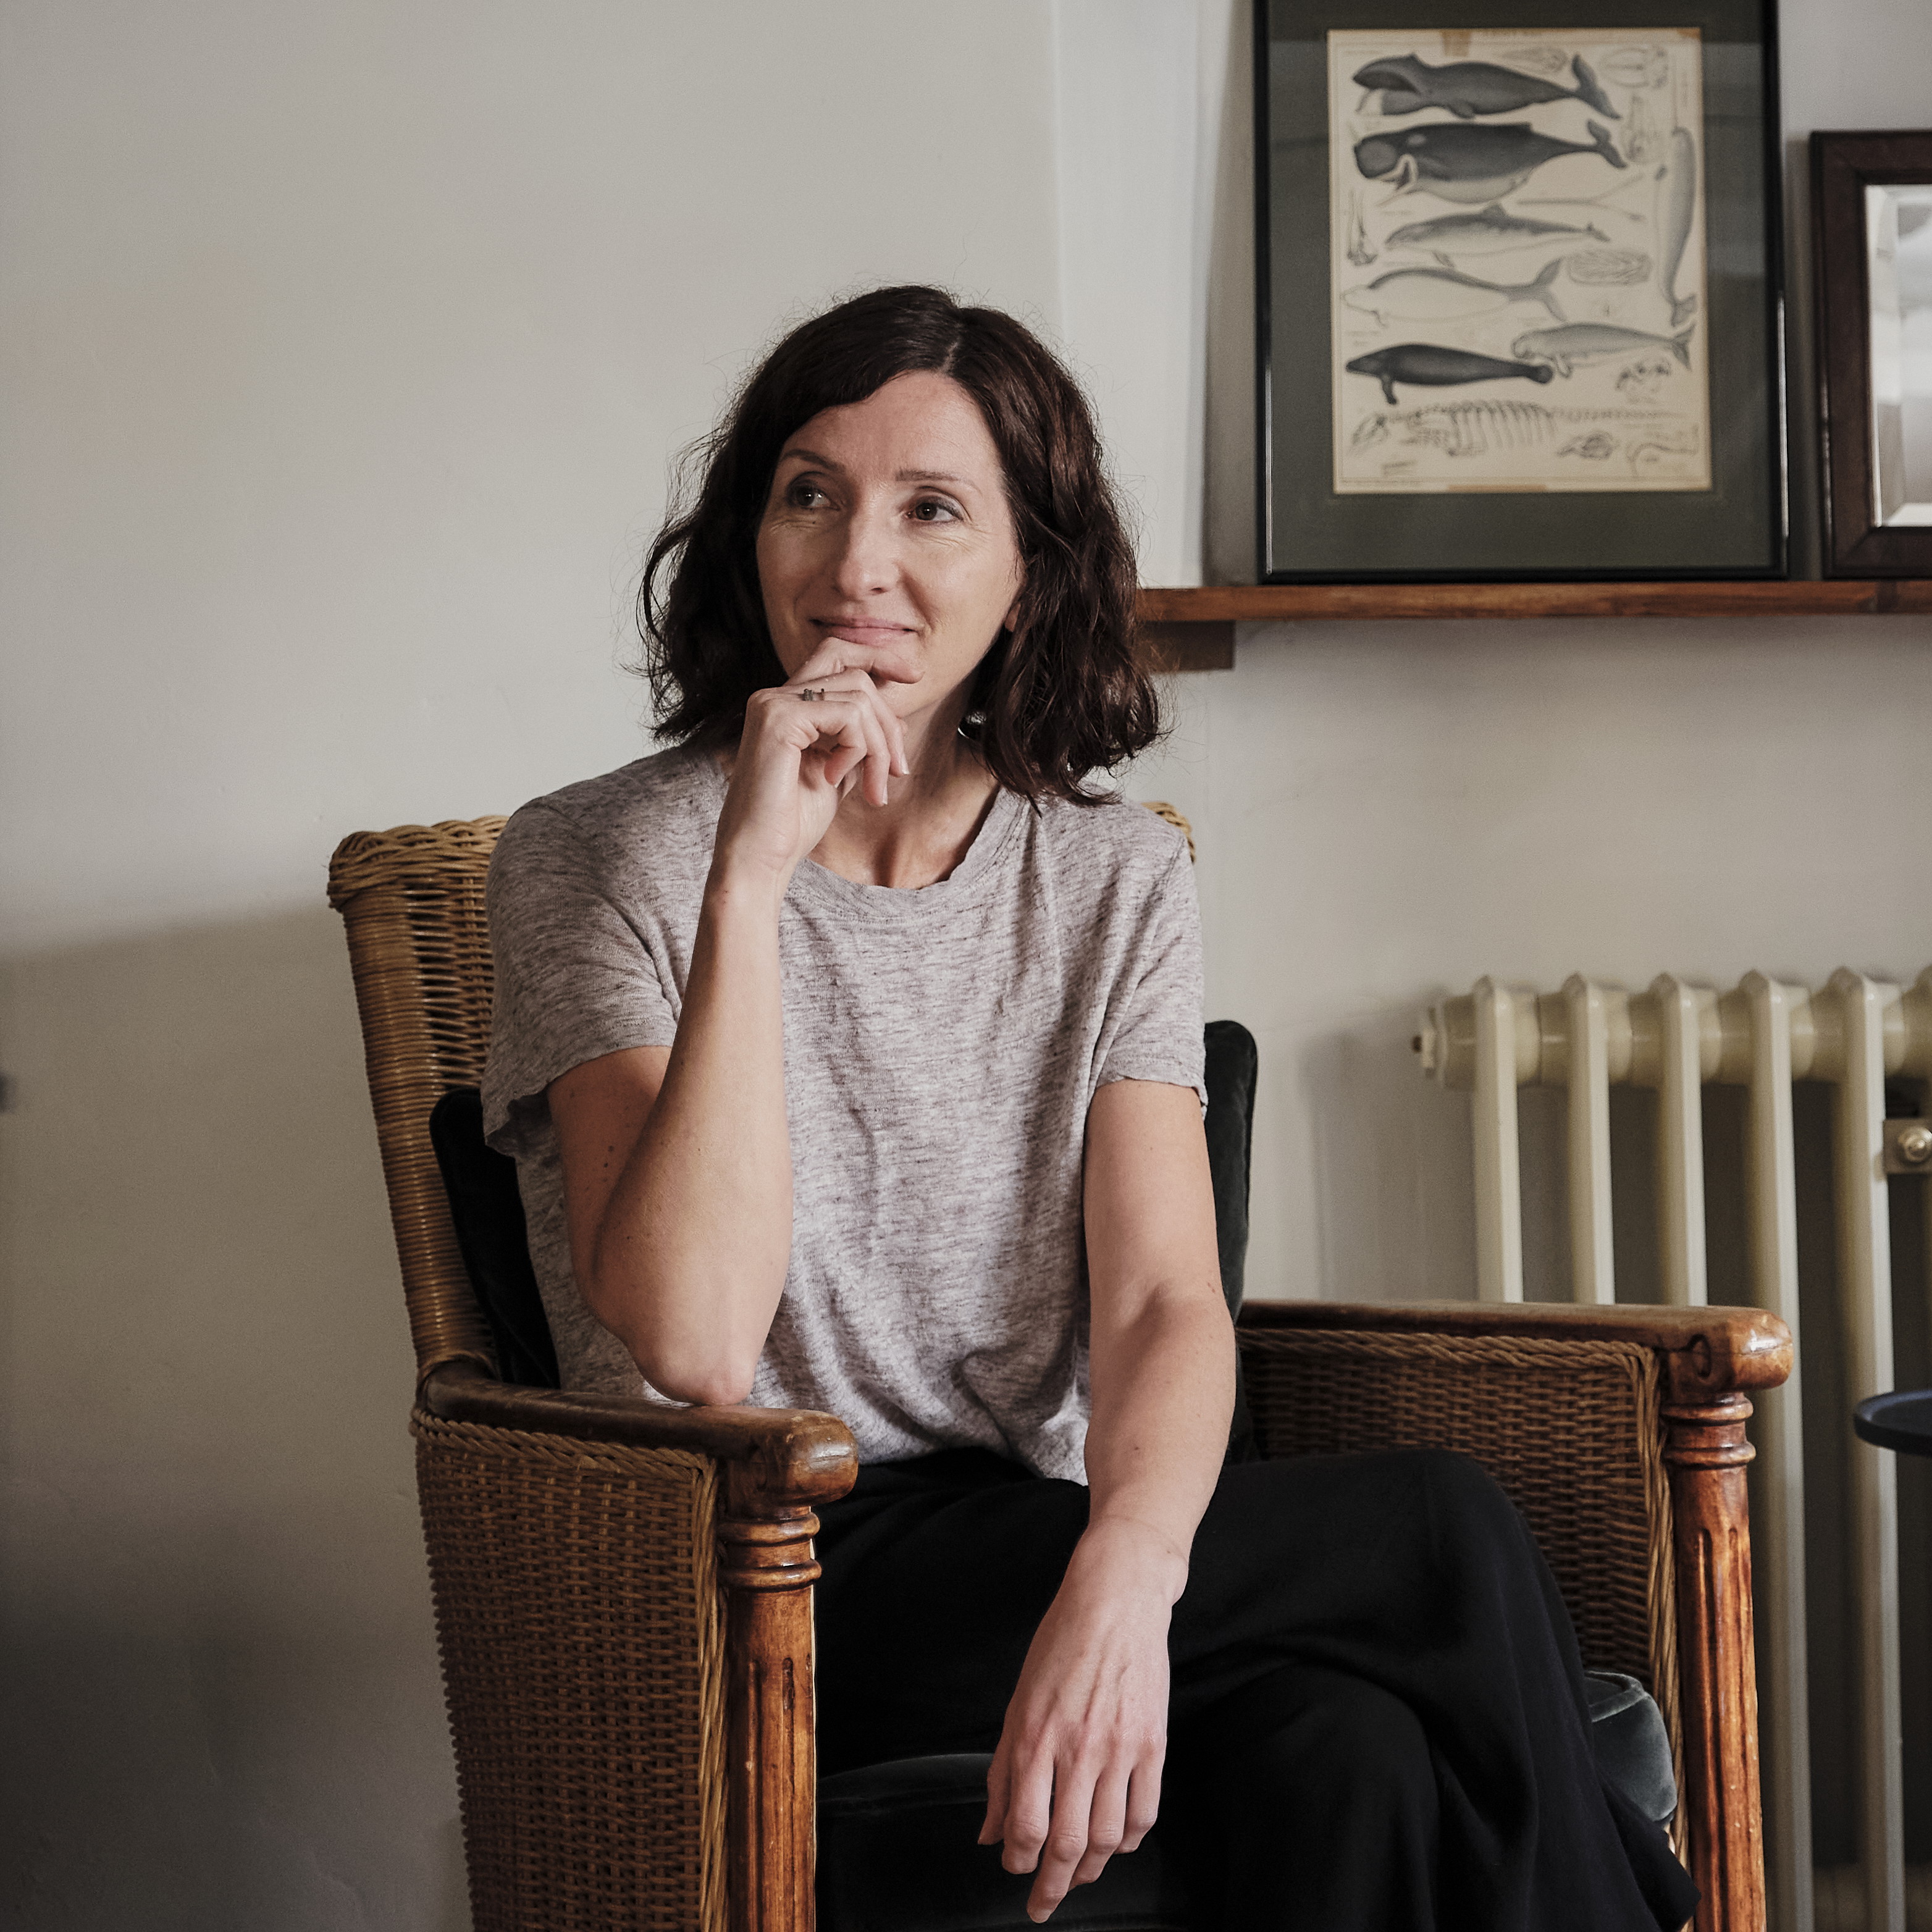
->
<box><xmin>1256</xmin><ymin>0</ymin><xmax>1786</xmax><ymax>581</ymax></box>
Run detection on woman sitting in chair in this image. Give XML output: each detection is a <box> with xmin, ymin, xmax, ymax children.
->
<box><xmin>481</xmin><ymin>285</ymin><xmax>1695</xmax><ymax>1932</ymax></box>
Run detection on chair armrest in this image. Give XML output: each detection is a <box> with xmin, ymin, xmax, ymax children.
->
<box><xmin>421</xmin><ymin>1359</ymin><xmax>849</xmax><ymax>1932</ymax></box>
<box><xmin>1238</xmin><ymin>1299</ymin><xmax>1792</xmax><ymax>1400</ymax></box>
<box><xmin>421</xmin><ymin>1358</ymin><xmax>858</xmax><ymax>1513</ymax></box>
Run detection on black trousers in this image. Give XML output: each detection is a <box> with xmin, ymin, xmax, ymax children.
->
<box><xmin>813</xmin><ymin>1446</ymin><xmax>1699</xmax><ymax>1932</ymax></box>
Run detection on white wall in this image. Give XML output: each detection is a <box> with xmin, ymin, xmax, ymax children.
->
<box><xmin>1</xmin><ymin>6</ymin><xmax>1064</xmax><ymax>1926</ymax></box>
<box><xmin>4</xmin><ymin>2</ymin><xmax>1931</xmax><ymax>1925</ymax></box>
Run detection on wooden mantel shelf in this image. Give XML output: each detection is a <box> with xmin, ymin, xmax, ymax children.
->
<box><xmin>1136</xmin><ymin>579</ymin><xmax>1932</xmax><ymax>670</ymax></box>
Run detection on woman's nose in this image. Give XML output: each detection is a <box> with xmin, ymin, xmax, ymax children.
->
<box><xmin>828</xmin><ymin>504</ymin><xmax>899</xmax><ymax>598</ymax></box>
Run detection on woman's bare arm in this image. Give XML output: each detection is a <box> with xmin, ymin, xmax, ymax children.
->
<box><xmin>546</xmin><ymin>642</ymin><xmax>911</xmax><ymax>1405</ymax></box>
<box><xmin>547</xmin><ymin>871</ymin><xmax>790</xmax><ymax>1405</ymax></box>
<box><xmin>981</xmin><ymin>1077</ymin><xmax>1234</xmax><ymax>1922</ymax></box>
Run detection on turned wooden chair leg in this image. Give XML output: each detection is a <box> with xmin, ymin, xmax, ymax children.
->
<box><xmin>721</xmin><ymin>1487</ymin><xmax>821</xmax><ymax>1932</ymax></box>
<box><xmin>1666</xmin><ymin>1392</ymin><xmax>1767</xmax><ymax>1932</ymax></box>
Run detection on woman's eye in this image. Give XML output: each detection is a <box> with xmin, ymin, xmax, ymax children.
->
<box><xmin>911</xmin><ymin>497</ymin><xmax>962</xmax><ymax>523</ymax></box>
<box><xmin>786</xmin><ymin>480</ymin><xmax>828</xmax><ymax>510</ymax></box>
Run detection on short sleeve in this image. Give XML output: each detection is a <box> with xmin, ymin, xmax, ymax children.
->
<box><xmin>481</xmin><ymin>801</ymin><xmax>680</xmax><ymax>1158</ymax></box>
<box><xmin>1094</xmin><ymin>838</ymin><xmax>1208</xmax><ymax>1111</ymax></box>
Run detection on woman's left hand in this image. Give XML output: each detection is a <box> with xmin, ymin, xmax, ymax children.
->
<box><xmin>979</xmin><ymin>1516</ymin><xmax>1185</xmax><ymax>1923</ymax></box>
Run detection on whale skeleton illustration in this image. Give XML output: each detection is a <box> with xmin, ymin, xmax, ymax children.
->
<box><xmin>1350</xmin><ymin>401</ymin><xmax>1684</xmax><ymax>461</ymax></box>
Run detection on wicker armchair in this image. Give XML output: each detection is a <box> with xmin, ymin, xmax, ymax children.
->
<box><xmin>329</xmin><ymin>817</ymin><xmax>1787</xmax><ymax>1932</ymax></box>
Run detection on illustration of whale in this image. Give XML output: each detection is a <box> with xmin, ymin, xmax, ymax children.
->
<box><xmin>1346</xmin><ymin>343</ymin><xmax>1555</xmax><ymax>405</ymax></box>
<box><xmin>1509</xmin><ymin>322</ymin><xmax>1695</xmax><ymax>377</ymax></box>
<box><xmin>1660</xmin><ymin>127</ymin><xmax>1699</xmax><ymax>327</ymax></box>
<box><xmin>1356</xmin><ymin>121</ymin><xmax>1626</xmax><ymax>203</ymax></box>
<box><xmin>1343</xmin><ymin>258</ymin><xmax>1567</xmax><ymax>326</ymax></box>
<box><xmin>1386</xmin><ymin>201</ymin><xmax>1609</xmax><ymax>259</ymax></box>
<box><xmin>1353</xmin><ymin>52</ymin><xmax>1617</xmax><ymax>120</ymax></box>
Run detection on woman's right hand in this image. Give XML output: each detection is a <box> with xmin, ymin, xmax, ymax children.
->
<box><xmin>712</xmin><ymin>639</ymin><xmax>917</xmax><ymax>894</ymax></box>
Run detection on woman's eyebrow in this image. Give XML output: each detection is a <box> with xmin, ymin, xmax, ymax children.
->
<box><xmin>774</xmin><ymin>448</ymin><xmax>977</xmax><ymax>491</ymax></box>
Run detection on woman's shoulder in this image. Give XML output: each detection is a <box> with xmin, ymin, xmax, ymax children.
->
<box><xmin>1025</xmin><ymin>790</ymin><xmax>1194</xmax><ymax>885</ymax></box>
<box><xmin>494</xmin><ymin>744</ymin><xmax>722</xmax><ymax>880</ymax></box>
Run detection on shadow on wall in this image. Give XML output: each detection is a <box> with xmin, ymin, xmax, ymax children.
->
<box><xmin>0</xmin><ymin>909</ymin><xmax>468</xmax><ymax>1932</ymax></box>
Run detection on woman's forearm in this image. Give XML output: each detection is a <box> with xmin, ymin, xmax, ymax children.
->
<box><xmin>1075</xmin><ymin>1077</ymin><xmax>1235</xmax><ymax>1594</ymax></box>
<box><xmin>556</xmin><ymin>646</ymin><xmax>913</xmax><ymax>1404</ymax></box>
<box><xmin>585</xmin><ymin>870</ymin><xmax>792</xmax><ymax>1403</ymax></box>
<box><xmin>1082</xmin><ymin>1294</ymin><xmax>1235</xmax><ymax>1597</ymax></box>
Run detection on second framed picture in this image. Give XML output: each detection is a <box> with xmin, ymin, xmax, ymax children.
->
<box><xmin>1256</xmin><ymin>0</ymin><xmax>1786</xmax><ymax>581</ymax></box>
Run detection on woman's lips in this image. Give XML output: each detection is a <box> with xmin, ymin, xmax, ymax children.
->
<box><xmin>814</xmin><ymin>620</ymin><xmax>915</xmax><ymax>643</ymax></box>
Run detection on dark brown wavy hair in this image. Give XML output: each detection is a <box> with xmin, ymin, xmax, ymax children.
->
<box><xmin>637</xmin><ymin>285</ymin><xmax>1161</xmax><ymax>802</ymax></box>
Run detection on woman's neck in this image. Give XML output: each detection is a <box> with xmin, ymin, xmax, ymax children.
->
<box><xmin>809</xmin><ymin>712</ymin><xmax>1000</xmax><ymax>891</ymax></box>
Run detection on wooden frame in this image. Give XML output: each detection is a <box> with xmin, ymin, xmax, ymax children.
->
<box><xmin>1812</xmin><ymin>129</ymin><xmax>1932</xmax><ymax>577</ymax></box>
<box><xmin>1256</xmin><ymin>0</ymin><xmax>1788</xmax><ymax>584</ymax></box>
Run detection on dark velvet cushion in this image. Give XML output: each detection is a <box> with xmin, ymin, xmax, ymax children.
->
<box><xmin>427</xmin><ymin>1088</ymin><xmax>559</xmax><ymax>1390</ymax></box>
<box><xmin>1584</xmin><ymin>1670</ymin><xmax>1679</xmax><ymax>1826</ymax></box>
<box><xmin>1202</xmin><ymin>1020</ymin><xmax>1259</xmax><ymax>1462</ymax></box>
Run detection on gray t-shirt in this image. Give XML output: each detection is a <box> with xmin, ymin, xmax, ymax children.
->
<box><xmin>481</xmin><ymin>744</ymin><xmax>1204</xmax><ymax>1481</ymax></box>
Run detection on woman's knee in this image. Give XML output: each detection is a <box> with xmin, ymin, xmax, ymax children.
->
<box><xmin>1379</xmin><ymin>1447</ymin><xmax>1525</xmax><ymax>1549</ymax></box>
<box><xmin>1232</xmin><ymin>1673</ymin><xmax>1436</xmax><ymax>1816</ymax></box>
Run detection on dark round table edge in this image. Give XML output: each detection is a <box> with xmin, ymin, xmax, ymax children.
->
<box><xmin>1853</xmin><ymin>1390</ymin><xmax>1932</xmax><ymax>1457</ymax></box>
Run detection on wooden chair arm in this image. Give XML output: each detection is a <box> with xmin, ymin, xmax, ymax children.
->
<box><xmin>1238</xmin><ymin>1298</ymin><xmax>1792</xmax><ymax>1401</ymax></box>
<box><xmin>422</xmin><ymin>1361</ymin><xmax>845</xmax><ymax>1932</ymax></box>
<box><xmin>422</xmin><ymin>1359</ymin><xmax>858</xmax><ymax>1514</ymax></box>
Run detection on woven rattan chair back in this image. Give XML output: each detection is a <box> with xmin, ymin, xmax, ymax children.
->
<box><xmin>328</xmin><ymin>817</ymin><xmax>507</xmax><ymax>1378</ymax></box>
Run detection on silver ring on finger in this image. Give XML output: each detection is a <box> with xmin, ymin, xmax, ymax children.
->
<box><xmin>797</xmin><ymin>686</ymin><xmax>828</xmax><ymax>702</ymax></box>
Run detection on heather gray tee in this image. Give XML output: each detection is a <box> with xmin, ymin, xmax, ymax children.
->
<box><xmin>481</xmin><ymin>745</ymin><xmax>1204</xmax><ymax>1482</ymax></box>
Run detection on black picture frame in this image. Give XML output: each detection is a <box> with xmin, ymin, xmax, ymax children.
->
<box><xmin>1255</xmin><ymin>0</ymin><xmax>1786</xmax><ymax>583</ymax></box>
<box><xmin>1813</xmin><ymin>130</ymin><xmax>1932</xmax><ymax>578</ymax></box>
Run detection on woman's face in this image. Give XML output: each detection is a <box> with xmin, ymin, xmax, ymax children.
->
<box><xmin>755</xmin><ymin>371</ymin><xmax>1025</xmax><ymax>724</ymax></box>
